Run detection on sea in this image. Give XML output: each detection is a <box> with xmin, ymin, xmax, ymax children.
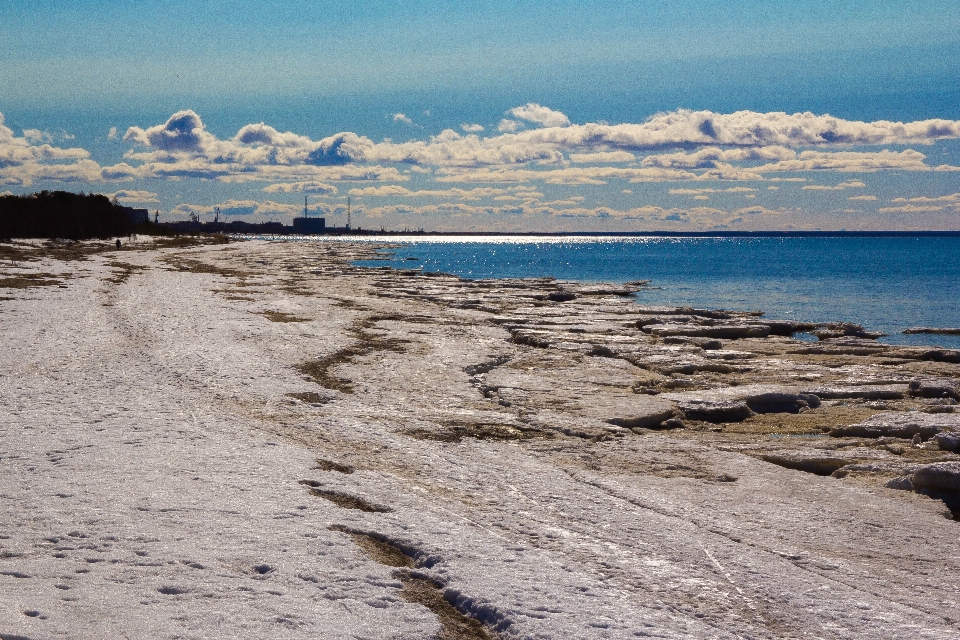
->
<box><xmin>341</xmin><ymin>235</ymin><xmax>960</xmax><ymax>349</ymax></box>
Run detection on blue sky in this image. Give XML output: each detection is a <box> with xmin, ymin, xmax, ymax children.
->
<box><xmin>2</xmin><ymin>1</ymin><xmax>960</xmax><ymax>231</ymax></box>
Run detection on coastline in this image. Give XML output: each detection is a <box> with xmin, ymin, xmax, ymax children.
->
<box><xmin>1</xmin><ymin>237</ymin><xmax>959</xmax><ymax>639</ymax></box>
<box><xmin>345</xmin><ymin>235</ymin><xmax>960</xmax><ymax>351</ymax></box>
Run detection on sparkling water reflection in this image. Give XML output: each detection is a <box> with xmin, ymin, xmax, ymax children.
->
<box><xmin>348</xmin><ymin>236</ymin><xmax>960</xmax><ymax>349</ymax></box>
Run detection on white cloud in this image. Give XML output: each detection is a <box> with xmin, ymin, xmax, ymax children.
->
<box><xmin>353</xmin><ymin>198</ymin><xmax>789</xmax><ymax>229</ymax></box>
<box><xmin>848</xmin><ymin>195</ymin><xmax>877</xmax><ymax>201</ymax></box>
<box><xmin>262</xmin><ymin>181</ymin><xmax>339</xmax><ymax>194</ymax></box>
<box><xmin>7</xmin><ymin>106</ymin><xmax>960</xmax><ymax>233</ymax></box>
<box><xmin>755</xmin><ymin>150</ymin><xmax>931</xmax><ymax>173</ymax></box>
<box><xmin>124</xmin><ymin>110</ymin><xmax>215</xmax><ymax>153</ymax></box>
<box><xmin>0</xmin><ymin>112</ymin><xmax>99</xmax><ymax>186</ymax></box>
<box><xmin>108</xmin><ymin>108</ymin><xmax>960</xmax><ymax>189</ymax></box>
<box><xmin>22</xmin><ymin>129</ymin><xmax>53</xmax><ymax>144</ymax></box>
<box><xmin>106</xmin><ymin>190</ymin><xmax>160</xmax><ymax>203</ymax></box>
<box><xmin>435</xmin><ymin>165</ymin><xmax>698</xmax><ymax>185</ymax></box>
<box><xmin>878</xmin><ymin>203</ymin><xmax>946</xmax><ymax>213</ymax></box>
<box><xmin>507</xmin><ymin>103</ymin><xmax>571</xmax><ymax>128</ymax></box>
<box><xmin>172</xmin><ymin>198</ymin><xmax>303</xmax><ymax>218</ymax></box>
<box><xmin>349</xmin><ymin>185</ymin><xmax>418</xmax><ymax>197</ymax></box>
<box><xmin>879</xmin><ymin>193</ymin><xmax>960</xmax><ymax>213</ymax></box>
<box><xmin>892</xmin><ymin>193</ymin><xmax>960</xmax><ymax>204</ymax></box>
<box><xmin>107</xmin><ymin>127</ymin><xmax>118</xmax><ymax>140</ymax></box>
<box><xmin>642</xmin><ymin>146</ymin><xmax>796</xmax><ymax>169</ymax></box>
<box><xmin>801</xmin><ymin>180</ymin><xmax>867</xmax><ymax>191</ymax></box>
<box><xmin>569</xmin><ymin>151</ymin><xmax>636</xmax><ymax>163</ymax></box>
<box><xmin>669</xmin><ymin>187</ymin><xmax>757</xmax><ymax>195</ymax></box>
<box><xmin>393</xmin><ymin>113</ymin><xmax>413</xmax><ymax>125</ymax></box>
<box><xmin>347</xmin><ymin>185</ymin><xmax>542</xmax><ymax>200</ymax></box>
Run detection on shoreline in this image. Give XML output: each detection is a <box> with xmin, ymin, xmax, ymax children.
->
<box><xmin>318</xmin><ymin>230</ymin><xmax>960</xmax><ymax>237</ymax></box>
<box><xmin>341</xmin><ymin>236</ymin><xmax>960</xmax><ymax>352</ymax></box>
<box><xmin>1</xmin><ymin>237</ymin><xmax>959</xmax><ymax>638</ymax></box>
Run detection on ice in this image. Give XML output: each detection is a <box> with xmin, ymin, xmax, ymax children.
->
<box><xmin>1</xmin><ymin>239</ymin><xmax>958</xmax><ymax>639</ymax></box>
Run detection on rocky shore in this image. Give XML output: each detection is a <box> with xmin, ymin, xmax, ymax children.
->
<box><xmin>1</xmin><ymin>238</ymin><xmax>959</xmax><ymax>639</ymax></box>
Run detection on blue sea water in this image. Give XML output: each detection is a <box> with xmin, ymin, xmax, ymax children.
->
<box><xmin>347</xmin><ymin>236</ymin><xmax>960</xmax><ymax>350</ymax></box>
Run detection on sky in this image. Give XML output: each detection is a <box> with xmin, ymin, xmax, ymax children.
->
<box><xmin>2</xmin><ymin>0</ymin><xmax>960</xmax><ymax>231</ymax></box>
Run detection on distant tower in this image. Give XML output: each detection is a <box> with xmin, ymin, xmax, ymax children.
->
<box><xmin>214</xmin><ymin>206</ymin><xmax>220</xmax><ymax>223</ymax></box>
<box><xmin>347</xmin><ymin>197</ymin><xmax>351</xmax><ymax>230</ymax></box>
<box><xmin>304</xmin><ymin>194</ymin><xmax>309</xmax><ymax>218</ymax></box>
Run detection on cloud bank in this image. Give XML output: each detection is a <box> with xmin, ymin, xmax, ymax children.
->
<box><xmin>3</xmin><ymin>105</ymin><xmax>960</xmax><ymax>229</ymax></box>
<box><xmin>6</xmin><ymin>107</ymin><xmax>960</xmax><ymax>188</ymax></box>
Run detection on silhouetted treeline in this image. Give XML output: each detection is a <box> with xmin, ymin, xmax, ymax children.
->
<box><xmin>0</xmin><ymin>191</ymin><xmax>133</xmax><ymax>239</ymax></box>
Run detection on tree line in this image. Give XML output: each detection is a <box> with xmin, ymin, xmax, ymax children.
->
<box><xmin>0</xmin><ymin>191</ymin><xmax>134</xmax><ymax>240</ymax></box>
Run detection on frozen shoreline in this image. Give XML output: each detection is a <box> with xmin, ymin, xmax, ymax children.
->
<box><xmin>1</xmin><ymin>238</ymin><xmax>959</xmax><ymax>639</ymax></box>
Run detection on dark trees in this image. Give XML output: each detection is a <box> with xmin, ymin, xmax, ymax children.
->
<box><xmin>0</xmin><ymin>191</ymin><xmax>133</xmax><ymax>240</ymax></box>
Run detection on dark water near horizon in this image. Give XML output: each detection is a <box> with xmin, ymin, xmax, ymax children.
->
<box><xmin>346</xmin><ymin>236</ymin><xmax>960</xmax><ymax>349</ymax></box>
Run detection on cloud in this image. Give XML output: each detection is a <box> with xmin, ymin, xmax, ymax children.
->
<box><xmin>848</xmin><ymin>195</ymin><xmax>877</xmax><ymax>201</ymax></box>
<box><xmin>233</xmin><ymin>122</ymin><xmax>316</xmax><ymax>149</ymax></box>
<box><xmin>347</xmin><ymin>185</ymin><xmax>543</xmax><ymax>200</ymax></box>
<box><xmin>435</xmin><ymin>165</ymin><xmax>698</xmax><ymax>184</ymax></box>
<box><xmin>569</xmin><ymin>151</ymin><xmax>636</xmax><ymax>163</ymax></box>
<box><xmin>262</xmin><ymin>181</ymin><xmax>339</xmax><ymax>194</ymax></box>
<box><xmin>106</xmin><ymin>190</ymin><xmax>160</xmax><ymax>203</ymax></box>
<box><xmin>892</xmin><ymin>193</ymin><xmax>960</xmax><ymax>204</ymax></box>
<box><xmin>755</xmin><ymin>150</ymin><xmax>931</xmax><ymax>173</ymax></box>
<box><xmin>801</xmin><ymin>180</ymin><xmax>867</xmax><ymax>190</ymax></box>
<box><xmin>642</xmin><ymin>146</ymin><xmax>796</xmax><ymax>169</ymax></box>
<box><xmin>368</xmin><ymin>110</ymin><xmax>960</xmax><ymax>173</ymax></box>
<box><xmin>349</xmin><ymin>185</ymin><xmax>419</xmax><ymax>197</ymax></box>
<box><xmin>507</xmin><ymin>103</ymin><xmax>571</xmax><ymax>128</ymax></box>
<box><xmin>0</xmin><ymin>112</ymin><xmax>100</xmax><ymax>185</ymax></box>
<box><xmin>352</xmin><ymin>196</ymin><xmax>790</xmax><ymax>229</ymax></box>
<box><xmin>107</xmin><ymin>127</ymin><xmax>118</xmax><ymax>140</ymax></box>
<box><xmin>125</xmin><ymin>110</ymin><xmax>213</xmax><ymax>153</ymax></box>
<box><xmin>108</xmin><ymin>109</ymin><xmax>960</xmax><ymax>189</ymax></box>
<box><xmin>22</xmin><ymin>129</ymin><xmax>54</xmax><ymax>144</ymax></box>
<box><xmin>879</xmin><ymin>193</ymin><xmax>960</xmax><ymax>213</ymax></box>
<box><xmin>669</xmin><ymin>187</ymin><xmax>757</xmax><ymax>195</ymax></box>
<box><xmin>8</xmin><ymin>106</ymin><xmax>960</xmax><ymax>235</ymax></box>
<box><xmin>878</xmin><ymin>203</ymin><xmax>947</xmax><ymax>213</ymax></box>
<box><xmin>172</xmin><ymin>198</ymin><xmax>304</xmax><ymax>218</ymax></box>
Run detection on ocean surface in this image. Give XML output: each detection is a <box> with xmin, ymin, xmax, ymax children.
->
<box><xmin>346</xmin><ymin>236</ymin><xmax>960</xmax><ymax>349</ymax></box>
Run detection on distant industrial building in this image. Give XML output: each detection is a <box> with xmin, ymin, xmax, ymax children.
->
<box><xmin>292</xmin><ymin>195</ymin><xmax>326</xmax><ymax>234</ymax></box>
<box><xmin>292</xmin><ymin>217</ymin><xmax>326</xmax><ymax>234</ymax></box>
<box><xmin>121</xmin><ymin>207</ymin><xmax>149</xmax><ymax>225</ymax></box>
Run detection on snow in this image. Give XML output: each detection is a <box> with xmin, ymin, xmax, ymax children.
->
<box><xmin>1</xmin><ymin>239</ymin><xmax>959</xmax><ymax>639</ymax></box>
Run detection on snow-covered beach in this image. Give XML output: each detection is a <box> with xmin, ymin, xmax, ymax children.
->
<box><xmin>2</xmin><ymin>238</ymin><xmax>959</xmax><ymax>639</ymax></box>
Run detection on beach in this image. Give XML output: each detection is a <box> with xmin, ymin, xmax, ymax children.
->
<box><xmin>1</xmin><ymin>237</ymin><xmax>959</xmax><ymax>639</ymax></box>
